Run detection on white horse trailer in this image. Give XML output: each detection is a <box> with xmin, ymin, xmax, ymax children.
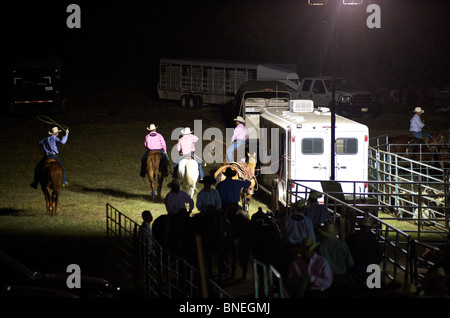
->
<box><xmin>156</xmin><ymin>58</ymin><xmax>299</xmax><ymax>109</ymax></box>
<box><xmin>254</xmin><ymin>100</ymin><xmax>369</xmax><ymax>207</ymax></box>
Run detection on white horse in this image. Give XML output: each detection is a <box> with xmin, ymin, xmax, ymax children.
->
<box><xmin>178</xmin><ymin>158</ymin><xmax>199</xmax><ymax>197</ymax></box>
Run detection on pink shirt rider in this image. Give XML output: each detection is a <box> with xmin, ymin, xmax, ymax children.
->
<box><xmin>145</xmin><ymin>132</ymin><xmax>167</xmax><ymax>152</ymax></box>
<box><xmin>231</xmin><ymin>123</ymin><xmax>249</xmax><ymax>142</ymax></box>
<box><xmin>177</xmin><ymin>134</ymin><xmax>199</xmax><ymax>155</ymax></box>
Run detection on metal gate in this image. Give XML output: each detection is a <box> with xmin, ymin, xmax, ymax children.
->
<box><xmin>106</xmin><ymin>204</ymin><xmax>232</xmax><ymax>298</ymax></box>
<box><xmin>368</xmin><ymin>136</ymin><xmax>449</xmax><ymax>240</ymax></box>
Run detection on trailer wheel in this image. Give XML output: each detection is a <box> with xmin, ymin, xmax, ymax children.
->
<box><xmin>187</xmin><ymin>95</ymin><xmax>196</xmax><ymax>109</ymax></box>
<box><xmin>195</xmin><ymin>96</ymin><xmax>203</xmax><ymax>110</ymax></box>
<box><xmin>180</xmin><ymin>95</ymin><xmax>188</xmax><ymax>108</ymax></box>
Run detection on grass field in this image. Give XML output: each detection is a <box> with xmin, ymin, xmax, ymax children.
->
<box><xmin>1</xmin><ymin>74</ymin><xmax>448</xmax><ymax>288</ymax></box>
<box><xmin>0</xmin><ymin>76</ymin><xmax>271</xmax><ymax>281</ymax></box>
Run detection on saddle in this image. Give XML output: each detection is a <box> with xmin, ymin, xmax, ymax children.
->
<box><xmin>215</xmin><ymin>162</ymin><xmax>253</xmax><ymax>181</ymax></box>
<box><xmin>180</xmin><ymin>154</ymin><xmax>195</xmax><ymax>160</ymax></box>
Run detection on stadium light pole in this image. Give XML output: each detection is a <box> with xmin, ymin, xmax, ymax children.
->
<box><xmin>307</xmin><ymin>0</ymin><xmax>363</xmax><ymax>180</ymax></box>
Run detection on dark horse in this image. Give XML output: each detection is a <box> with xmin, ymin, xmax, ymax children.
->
<box><xmin>249</xmin><ymin>208</ymin><xmax>283</xmax><ymax>296</ymax></box>
<box><xmin>224</xmin><ymin>206</ymin><xmax>251</xmax><ymax>280</ymax></box>
<box><xmin>429</xmin><ymin>125</ymin><xmax>450</xmax><ymax>169</ymax></box>
<box><xmin>144</xmin><ymin>151</ymin><xmax>167</xmax><ymax>201</ymax></box>
<box><xmin>39</xmin><ymin>159</ymin><xmax>63</xmax><ymax>216</ymax></box>
<box><xmin>389</xmin><ymin>135</ymin><xmax>433</xmax><ymax>162</ymax></box>
<box><xmin>152</xmin><ymin>213</ymin><xmax>189</xmax><ymax>256</ymax></box>
<box><xmin>151</xmin><ymin>211</ymin><xmax>229</xmax><ymax>279</ymax></box>
<box><xmin>249</xmin><ymin>208</ymin><xmax>282</xmax><ymax>265</ymax></box>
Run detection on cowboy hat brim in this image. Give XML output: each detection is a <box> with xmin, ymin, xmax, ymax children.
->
<box><xmin>223</xmin><ymin>168</ymin><xmax>237</xmax><ymax>177</ymax></box>
<box><xmin>49</xmin><ymin>129</ymin><xmax>62</xmax><ymax>135</ymax></box>
<box><xmin>181</xmin><ymin>128</ymin><xmax>193</xmax><ymax>135</ymax></box>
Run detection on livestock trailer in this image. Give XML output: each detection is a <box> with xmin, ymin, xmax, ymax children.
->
<box><xmin>156</xmin><ymin>58</ymin><xmax>299</xmax><ymax>109</ymax></box>
<box><xmin>254</xmin><ymin>100</ymin><xmax>369</xmax><ymax>207</ymax></box>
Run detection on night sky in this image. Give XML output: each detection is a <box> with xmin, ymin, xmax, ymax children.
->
<box><xmin>3</xmin><ymin>0</ymin><xmax>450</xmax><ymax>91</ymax></box>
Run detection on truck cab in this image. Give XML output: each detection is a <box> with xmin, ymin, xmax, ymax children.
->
<box><xmin>298</xmin><ymin>76</ymin><xmax>379</xmax><ymax>118</ymax></box>
<box><xmin>10</xmin><ymin>57</ymin><xmax>64</xmax><ymax>114</ymax></box>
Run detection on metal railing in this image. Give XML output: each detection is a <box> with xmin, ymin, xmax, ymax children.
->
<box><xmin>368</xmin><ymin>139</ymin><xmax>449</xmax><ymax>240</ymax></box>
<box><xmin>106</xmin><ymin>204</ymin><xmax>232</xmax><ymax>298</ymax></box>
<box><xmin>287</xmin><ymin>181</ymin><xmax>417</xmax><ymax>286</ymax></box>
<box><xmin>253</xmin><ymin>259</ymin><xmax>285</xmax><ymax>298</ymax></box>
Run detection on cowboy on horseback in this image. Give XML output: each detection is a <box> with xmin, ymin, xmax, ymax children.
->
<box><xmin>140</xmin><ymin>123</ymin><xmax>169</xmax><ymax>177</ymax></box>
<box><xmin>226</xmin><ymin>116</ymin><xmax>249</xmax><ymax>163</ymax></box>
<box><xmin>410</xmin><ymin>106</ymin><xmax>432</xmax><ymax>140</ymax></box>
<box><xmin>30</xmin><ymin>126</ymin><xmax>69</xmax><ymax>189</ymax></box>
<box><xmin>173</xmin><ymin>127</ymin><xmax>205</xmax><ymax>180</ymax></box>
<box><xmin>196</xmin><ymin>176</ymin><xmax>222</xmax><ymax>214</ymax></box>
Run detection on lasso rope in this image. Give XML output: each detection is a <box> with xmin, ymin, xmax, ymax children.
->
<box><xmin>36</xmin><ymin>114</ymin><xmax>68</xmax><ymax>131</ymax></box>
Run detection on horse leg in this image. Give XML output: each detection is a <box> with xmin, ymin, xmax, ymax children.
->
<box><xmin>147</xmin><ymin>173</ymin><xmax>156</xmax><ymax>201</ymax></box>
<box><xmin>43</xmin><ymin>188</ymin><xmax>51</xmax><ymax>215</ymax></box>
<box><xmin>46</xmin><ymin>198</ymin><xmax>50</xmax><ymax>215</ymax></box>
<box><xmin>229</xmin><ymin>238</ymin><xmax>237</xmax><ymax>278</ymax></box>
<box><xmin>53</xmin><ymin>188</ymin><xmax>60</xmax><ymax>216</ymax></box>
<box><xmin>157</xmin><ymin>175</ymin><xmax>163</xmax><ymax>200</ymax></box>
<box><xmin>238</xmin><ymin>236</ymin><xmax>250</xmax><ymax>280</ymax></box>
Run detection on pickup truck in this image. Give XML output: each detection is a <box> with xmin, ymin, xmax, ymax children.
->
<box><xmin>297</xmin><ymin>76</ymin><xmax>380</xmax><ymax>117</ymax></box>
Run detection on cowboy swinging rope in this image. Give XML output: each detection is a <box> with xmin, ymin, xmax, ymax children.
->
<box><xmin>36</xmin><ymin>114</ymin><xmax>69</xmax><ymax>131</ymax></box>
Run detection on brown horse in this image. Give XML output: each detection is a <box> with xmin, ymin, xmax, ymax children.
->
<box><xmin>39</xmin><ymin>159</ymin><xmax>63</xmax><ymax>216</ymax></box>
<box><xmin>388</xmin><ymin>135</ymin><xmax>433</xmax><ymax>162</ymax></box>
<box><xmin>214</xmin><ymin>153</ymin><xmax>257</xmax><ymax>212</ymax></box>
<box><xmin>429</xmin><ymin>125</ymin><xmax>450</xmax><ymax>168</ymax></box>
<box><xmin>145</xmin><ymin>150</ymin><xmax>167</xmax><ymax>201</ymax></box>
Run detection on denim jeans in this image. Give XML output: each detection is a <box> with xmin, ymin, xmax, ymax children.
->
<box><xmin>173</xmin><ymin>152</ymin><xmax>204</xmax><ymax>179</ymax></box>
<box><xmin>226</xmin><ymin>139</ymin><xmax>246</xmax><ymax>163</ymax></box>
<box><xmin>411</xmin><ymin>131</ymin><xmax>433</xmax><ymax>140</ymax></box>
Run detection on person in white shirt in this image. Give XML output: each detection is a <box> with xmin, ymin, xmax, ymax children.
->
<box><xmin>164</xmin><ymin>179</ymin><xmax>194</xmax><ymax>215</ymax></box>
<box><xmin>196</xmin><ymin>176</ymin><xmax>222</xmax><ymax>213</ymax></box>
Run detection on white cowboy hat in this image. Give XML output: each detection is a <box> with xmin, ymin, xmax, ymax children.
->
<box><xmin>413</xmin><ymin>107</ymin><xmax>425</xmax><ymax>113</ymax></box>
<box><xmin>233</xmin><ymin>116</ymin><xmax>245</xmax><ymax>123</ymax></box>
<box><xmin>48</xmin><ymin>126</ymin><xmax>61</xmax><ymax>135</ymax></box>
<box><xmin>147</xmin><ymin>124</ymin><xmax>157</xmax><ymax>131</ymax></box>
<box><xmin>181</xmin><ymin>127</ymin><xmax>193</xmax><ymax>135</ymax></box>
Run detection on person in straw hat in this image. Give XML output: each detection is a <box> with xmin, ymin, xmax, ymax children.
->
<box><xmin>286</xmin><ymin>236</ymin><xmax>334</xmax><ymax>297</ymax></box>
<box><xmin>305</xmin><ymin>190</ymin><xmax>332</xmax><ymax>228</ymax></box>
<box><xmin>30</xmin><ymin>126</ymin><xmax>69</xmax><ymax>189</ymax></box>
<box><xmin>316</xmin><ymin>221</ymin><xmax>354</xmax><ymax>280</ymax></box>
<box><xmin>281</xmin><ymin>198</ymin><xmax>316</xmax><ymax>246</ymax></box>
<box><xmin>140</xmin><ymin>123</ymin><xmax>169</xmax><ymax>177</ymax></box>
<box><xmin>409</xmin><ymin>106</ymin><xmax>432</xmax><ymax>140</ymax></box>
<box><xmin>226</xmin><ymin>116</ymin><xmax>249</xmax><ymax>163</ymax></box>
<box><xmin>173</xmin><ymin>127</ymin><xmax>204</xmax><ymax>180</ymax></box>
